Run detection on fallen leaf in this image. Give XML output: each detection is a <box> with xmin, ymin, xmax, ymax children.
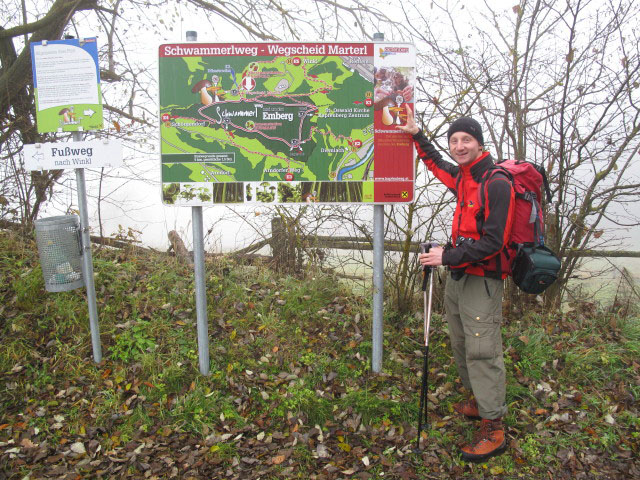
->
<box><xmin>272</xmin><ymin>454</ymin><xmax>285</xmax><ymax>465</ymax></box>
<box><xmin>337</xmin><ymin>442</ymin><xmax>351</xmax><ymax>452</ymax></box>
<box><xmin>316</xmin><ymin>444</ymin><xmax>329</xmax><ymax>458</ymax></box>
<box><xmin>70</xmin><ymin>442</ymin><xmax>86</xmax><ymax>454</ymax></box>
<box><xmin>20</xmin><ymin>438</ymin><xmax>36</xmax><ymax>448</ymax></box>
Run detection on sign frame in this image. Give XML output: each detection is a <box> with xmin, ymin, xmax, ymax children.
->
<box><xmin>158</xmin><ymin>41</ymin><xmax>416</xmax><ymax>206</ymax></box>
<box><xmin>30</xmin><ymin>37</ymin><xmax>104</xmax><ymax>133</ymax></box>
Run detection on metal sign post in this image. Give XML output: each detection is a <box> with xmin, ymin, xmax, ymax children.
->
<box><xmin>372</xmin><ymin>203</ymin><xmax>385</xmax><ymax>373</ymax></box>
<box><xmin>73</xmin><ymin>131</ymin><xmax>102</xmax><ymax>363</ymax></box>
<box><xmin>186</xmin><ymin>31</ymin><xmax>210</xmax><ymax>375</ymax></box>
<box><xmin>193</xmin><ymin>205</ymin><xmax>210</xmax><ymax>375</ymax></box>
<box><xmin>371</xmin><ymin>32</ymin><xmax>386</xmax><ymax>374</ymax></box>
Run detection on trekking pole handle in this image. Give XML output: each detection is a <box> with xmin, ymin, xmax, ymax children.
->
<box><xmin>419</xmin><ymin>242</ymin><xmax>439</xmax><ymax>291</ymax></box>
<box><xmin>419</xmin><ymin>241</ymin><xmax>439</xmax><ymax>255</ymax></box>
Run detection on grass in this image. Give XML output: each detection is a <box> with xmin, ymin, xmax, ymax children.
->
<box><xmin>0</xmin><ymin>228</ymin><xmax>639</xmax><ymax>478</ymax></box>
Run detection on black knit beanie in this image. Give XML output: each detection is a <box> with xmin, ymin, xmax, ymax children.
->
<box><xmin>447</xmin><ymin>117</ymin><xmax>484</xmax><ymax>146</ymax></box>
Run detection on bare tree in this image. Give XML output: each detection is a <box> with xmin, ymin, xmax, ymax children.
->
<box><xmin>0</xmin><ymin>0</ymin><xmax>402</xmax><ymax>226</ymax></box>
<box><xmin>399</xmin><ymin>0</ymin><xmax>640</xmax><ymax>308</ymax></box>
<box><xmin>4</xmin><ymin>0</ymin><xmax>637</xmax><ymax>315</ymax></box>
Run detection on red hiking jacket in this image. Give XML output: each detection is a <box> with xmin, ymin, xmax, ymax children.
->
<box><xmin>413</xmin><ymin>130</ymin><xmax>515</xmax><ymax>279</ymax></box>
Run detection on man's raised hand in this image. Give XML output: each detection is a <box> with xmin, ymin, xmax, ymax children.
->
<box><xmin>397</xmin><ymin>104</ymin><xmax>420</xmax><ymax>135</ymax></box>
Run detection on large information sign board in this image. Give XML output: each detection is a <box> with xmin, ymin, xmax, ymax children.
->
<box><xmin>30</xmin><ymin>38</ymin><xmax>104</xmax><ymax>133</ymax></box>
<box><xmin>159</xmin><ymin>42</ymin><xmax>415</xmax><ymax>205</ymax></box>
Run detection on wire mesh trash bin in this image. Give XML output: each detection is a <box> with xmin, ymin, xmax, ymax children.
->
<box><xmin>34</xmin><ymin>215</ymin><xmax>85</xmax><ymax>292</ymax></box>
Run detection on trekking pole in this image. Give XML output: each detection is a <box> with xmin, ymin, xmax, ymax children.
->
<box><xmin>416</xmin><ymin>242</ymin><xmax>437</xmax><ymax>450</ymax></box>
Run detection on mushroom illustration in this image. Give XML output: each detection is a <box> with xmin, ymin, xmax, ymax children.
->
<box><xmin>59</xmin><ymin>107</ymin><xmax>70</xmax><ymax>123</ymax></box>
<box><xmin>192</xmin><ymin>79</ymin><xmax>213</xmax><ymax>105</ymax></box>
<box><xmin>206</xmin><ymin>75</ymin><xmax>227</xmax><ymax>102</ymax></box>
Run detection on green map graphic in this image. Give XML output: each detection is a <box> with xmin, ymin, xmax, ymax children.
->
<box><xmin>159</xmin><ymin>54</ymin><xmax>374</xmax><ymax>184</ymax></box>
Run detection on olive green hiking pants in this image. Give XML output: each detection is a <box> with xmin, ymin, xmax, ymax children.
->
<box><xmin>444</xmin><ymin>273</ymin><xmax>507</xmax><ymax>420</ymax></box>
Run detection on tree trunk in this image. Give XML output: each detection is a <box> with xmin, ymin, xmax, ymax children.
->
<box><xmin>271</xmin><ymin>216</ymin><xmax>298</xmax><ymax>274</ymax></box>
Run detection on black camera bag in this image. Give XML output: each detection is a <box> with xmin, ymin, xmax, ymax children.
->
<box><xmin>511</xmin><ymin>244</ymin><xmax>561</xmax><ymax>294</ymax></box>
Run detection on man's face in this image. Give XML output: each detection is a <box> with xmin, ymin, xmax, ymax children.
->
<box><xmin>449</xmin><ymin>132</ymin><xmax>483</xmax><ymax>166</ymax></box>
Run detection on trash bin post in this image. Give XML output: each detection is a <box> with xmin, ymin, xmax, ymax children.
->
<box><xmin>74</xmin><ymin>131</ymin><xmax>102</xmax><ymax>363</ymax></box>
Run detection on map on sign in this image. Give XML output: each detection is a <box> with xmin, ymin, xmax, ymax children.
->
<box><xmin>159</xmin><ymin>42</ymin><xmax>415</xmax><ymax>205</ymax></box>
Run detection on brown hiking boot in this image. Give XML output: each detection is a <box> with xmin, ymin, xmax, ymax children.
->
<box><xmin>453</xmin><ymin>397</ymin><xmax>481</xmax><ymax>420</ymax></box>
<box><xmin>460</xmin><ymin>418</ymin><xmax>507</xmax><ymax>462</ymax></box>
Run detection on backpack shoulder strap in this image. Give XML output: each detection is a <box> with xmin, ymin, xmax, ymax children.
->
<box><xmin>478</xmin><ymin>166</ymin><xmax>512</xmax><ymax>211</ymax></box>
<box><xmin>534</xmin><ymin>164</ymin><xmax>552</xmax><ymax>203</ymax></box>
<box><xmin>475</xmin><ymin>166</ymin><xmax>512</xmax><ymax>273</ymax></box>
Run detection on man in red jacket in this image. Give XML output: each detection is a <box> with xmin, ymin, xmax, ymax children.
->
<box><xmin>399</xmin><ymin>106</ymin><xmax>514</xmax><ymax>461</ymax></box>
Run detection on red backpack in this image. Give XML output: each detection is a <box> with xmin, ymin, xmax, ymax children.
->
<box><xmin>479</xmin><ymin>160</ymin><xmax>560</xmax><ymax>293</ymax></box>
<box><xmin>480</xmin><ymin>159</ymin><xmax>551</xmax><ymax>247</ymax></box>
